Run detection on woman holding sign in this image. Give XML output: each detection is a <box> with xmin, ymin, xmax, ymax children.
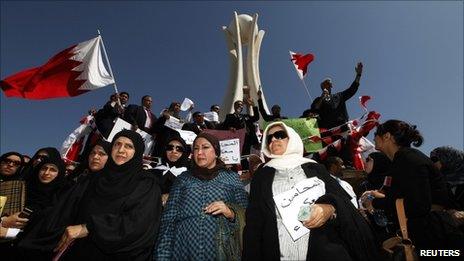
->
<box><xmin>155</xmin><ymin>132</ymin><xmax>248</xmax><ymax>260</ymax></box>
<box><xmin>242</xmin><ymin>122</ymin><xmax>380</xmax><ymax>261</ymax></box>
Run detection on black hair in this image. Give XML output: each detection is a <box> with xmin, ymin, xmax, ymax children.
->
<box><xmin>141</xmin><ymin>95</ymin><xmax>151</xmax><ymax>103</ymax></box>
<box><xmin>120</xmin><ymin>92</ymin><xmax>129</xmax><ymax>98</ymax></box>
<box><xmin>324</xmin><ymin>156</ymin><xmax>343</xmax><ymax>170</ymax></box>
<box><xmin>210</xmin><ymin>104</ymin><xmax>220</xmax><ymax>111</ymax></box>
<box><xmin>375</xmin><ymin>120</ymin><xmax>423</xmax><ymax>147</ymax></box>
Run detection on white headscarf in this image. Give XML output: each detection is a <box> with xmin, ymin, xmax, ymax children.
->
<box><xmin>262</xmin><ymin>121</ymin><xmax>316</xmax><ymax>171</ymax></box>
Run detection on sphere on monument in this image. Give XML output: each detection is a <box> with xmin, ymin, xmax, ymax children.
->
<box><xmin>228</xmin><ymin>14</ymin><xmax>258</xmax><ymax>45</ymax></box>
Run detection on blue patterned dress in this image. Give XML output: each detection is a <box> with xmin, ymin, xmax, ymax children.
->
<box><xmin>154</xmin><ymin>169</ymin><xmax>248</xmax><ymax>261</ymax></box>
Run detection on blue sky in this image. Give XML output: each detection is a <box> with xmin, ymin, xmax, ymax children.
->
<box><xmin>1</xmin><ymin>1</ymin><xmax>463</xmax><ymax>157</ymax></box>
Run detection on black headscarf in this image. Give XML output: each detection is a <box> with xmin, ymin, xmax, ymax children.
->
<box><xmin>90</xmin><ymin>130</ymin><xmax>145</xmax><ymax>199</ymax></box>
<box><xmin>67</xmin><ymin>139</ymin><xmax>112</xmax><ymax>182</ymax></box>
<box><xmin>21</xmin><ymin>147</ymin><xmax>61</xmax><ymax>181</ymax></box>
<box><xmin>0</xmin><ymin>151</ymin><xmax>24</xmax><ymax>181</ymax></box>
<box><xmin>191</xmin><ymin>132</ymin><xmax>226</xmax><ymax>181</ymax></box>
<box><xmin>25</xmin><ymin>153</ymin><xmax>67</xmax><ymax>212</ymax></box>
<box><xmin>430</xmin><ymin>146</ymin><xmax>464</xmax><ymax>186</ymax></box>
<box><xmin>162</xmin><ymin>135</ymin><xmax>190</xmax><ymax>168</ymax></box>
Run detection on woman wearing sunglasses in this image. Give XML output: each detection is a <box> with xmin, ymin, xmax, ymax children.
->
<box><xmin>243</xmin><ymin>121</ymin><xmax>380</xmax><ymax>261</ymax></box>
<box><xmin>0</xmin><ymin>152</ymin><xmax>24</xmax><ymax>181</ymax></box>
<box><xmin>364</xmin><ymin>120</ymin><xmax>463</xmax><ymax>251</ymax></box>
<box><xmin>153</xmin><ymin>136</ymin><xmax>191</xmax><ymax>205</ymax></box>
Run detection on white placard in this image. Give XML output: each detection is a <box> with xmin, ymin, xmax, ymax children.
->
<box><xmin>203</xmin><ymin>111</ymin><xmax>219</xmax><ymax>122</ymax></box>
<box><xmin>180</xmin><ymin>97</ymin><xmax>194</xmax><ymax>111</ymax></box>
<box><xmin>176</xmin><ymin>129</ymin><xmax>197</xmax><ymax>145</ymax></box>
<box><xmin>273</xmin><ymin>177</ymin><xmax>326</xmax><ymax>241</ymax></box>
<box><xmin>219</xmin><ymin>138</ymin><xmax>241</xmax><ymax>165</ymax></box>
<box><xmin>164</xmin><ymin>116</ymin><xmax>184</xmax><ymax>130</ymax></box>
<box><xmin>107</xmin><ymin>118</ymin><xmax>154</xmax><ymax>156</ymax></box>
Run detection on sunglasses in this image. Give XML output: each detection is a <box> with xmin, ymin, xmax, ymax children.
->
<box><xmin>1</xmin><ymin>158</ymin><xmax>22</xmax><ymax>167</ymax></box>
<box><xmin>266</xmin><ymin>130</ymin><xmax>288</xmax><ymax>145</ymax></box>
<box><xmin>36</xmin><ymin>155</ymin><xmax>48</xmax><ymax>160</ymax></box>
<box><xmin>166</xmin><ymin>144</ymin><xmax>184</xmax><ymax>153</ymax></box>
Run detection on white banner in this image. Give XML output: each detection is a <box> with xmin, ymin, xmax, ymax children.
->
<box><xmin>180</xmin><ymin>97</ymin><xmax>194</xmax><ymax>111</ymax></box>
<box><xmin>164</xmin><ymin>116</ymin><xmax>184</xmax><ymax>130</ymax></box>
<box><xmin>107</xmin><ymin>118</ymin><xmax>154</xmax><ymax>156</ymax></box>
<box><xmin>219</xmin><ymin>138</ymin><xmax>241</xmax><ymax>165</ymax></box>
<box><xmin>273</xmin><ymin>177</ymin><xmax>326</xmax><ymax>241</ymax></box>
<box><xmin>176</xmin><ymin>129</ymin><xmax>197</xmax><ymax>145</ymax></box>
<box><xmin>204</xmin><ymin>111</ymin><xmax>219</xmax><ymax>122</ymax></box>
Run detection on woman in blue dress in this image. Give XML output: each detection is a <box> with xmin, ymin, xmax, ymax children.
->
<box><xmin>155</xmin><ymin>132</ymin><xmax>248</xmax><ymax>260</ymax></box>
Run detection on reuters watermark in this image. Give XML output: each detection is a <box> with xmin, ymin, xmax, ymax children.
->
<box><xmin>420</xmin><ymin>250</ymin><xmax>461</xmax><ymax>257</ymax></box>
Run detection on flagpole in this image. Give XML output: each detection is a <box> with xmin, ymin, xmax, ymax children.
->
<box><xmin>300</xmin><ymin>78</ymin><xmax>313</xmax><ymax>103</ymax></box>
<box><xmin>97</xmin><ymin>30</ymin><xmax>119</xmax><ymax>95</ymax></box>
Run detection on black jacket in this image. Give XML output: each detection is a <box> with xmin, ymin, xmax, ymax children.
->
<box><xmin>181</xmin><ymin>121</ymin><xmax>215</xmax><ymax>134</ymax></box>
<box><xmin>95</xmin><ymin>102</ymin><xmax>124</xmax><ymax>138</ymax></box>
<box><xmin>257</xmin><ymin>99</ymin><xmax>287</xmax><ymax>122</ymax></box>
<box><xmin>373</xmin><ymin>147</ymin><xmax>463</xmax><ymax>250</ymax></box>
<box><xmin>310</xmin><ymin>81</ymin><xmax>359</xmax><ymax>129</ymax></box>
<box><xmin>242</xmin><ymin>162</ymin><xmax>381</xmax><ymax>261</ymax></box>
<box><xmin>124</xmin><ymin>104</ymin><xmax>157</xmax><ymax>134</ymax></box>
<box><xmin>222</xmin><ymin>106</ymin><xmax>260</xmax><ymax>151</ymax></box>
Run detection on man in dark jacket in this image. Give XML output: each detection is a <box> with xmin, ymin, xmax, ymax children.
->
<box><xmin>222</xmin><ymin>98</ymin><xmax>260</xmax><ymax>154</ymax></box>
<box><xmin>310</xmin><ymin>62</ymin><xmax>363</xmax><ymax>129</ymax></box>
<box><xmin>257</xmin><ymin>89</ymin><xmax>287</xmax><ymax>122</ymax></box>
<box><xmin>95</xmin><ymin>92</ymin><xmax>129</xmax><ymax>138</ymax></box>
<box><xmin>124</xmin><ymin>95</ymin><xmax>157</xmax><ymax>133</ymax></box>
<box><xmin>182</xmin><ymin>111</ymin><xmax>214</xmax><ymax>134</ymax></box>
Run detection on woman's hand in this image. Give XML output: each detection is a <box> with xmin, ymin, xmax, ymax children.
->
<box><xmin>1</xmin><ymin>212</ymin><xmax>29</xmax><ymax>229</ymax></box>
<box><xmin>302</xmin><ymin>204</ymin><xmax>335</xmax><ymax>229</ymax></box>
<box><xmin>360</xmin><ymin>190</ymin><xmax>385</xmax><ymax>213</ymax></box>
<box><xmin>54</xmin><ymin>224</ymin><xmax>89</xmax><ymax>253</ymax></box>
<box><xmin>204</xmin><ymin>201</ymin><xmax>234</xmax><ymax>220</ymax></box>
<box><xmin>161</xmin><ymin>193</ymin><xmax>169</xmax><ymax>206</ymax></box>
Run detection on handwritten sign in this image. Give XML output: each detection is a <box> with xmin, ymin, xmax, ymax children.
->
<box><xmin>273</xmin><ymin>177</ymin><xmax>326</xmax><ymax>241</ymax></box>
<box><xmin>203</xmin><ymin>129</ymin><xmax>246</xmax><ymax>153</ymax></box>
<box><xmin>107</xmin><ymin>118</ymin><xmax>154</xmax><ymax>156</ymax></box>
<box><xmin>219</xmin><ymin>138</ymin><xmax>241</xmax><ymax>165</ymax></box>
<box><xmin>164</xmin><ymin>116</ymin><xmax>184</xmax><ymax>130</ymax></box>
<box><xmin>176</xmin><ymin>129</ymin><xmax>197</xmax><ymax>145</ymax></box>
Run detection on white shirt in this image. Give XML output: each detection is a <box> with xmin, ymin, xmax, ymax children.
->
<box><xmin>330</xmin><ymin>174</ymin><xmax>358</xmax><ymax>208</ymax></box>
<box><xmin>272</xmin><ymin>166</ymin><xmax>309</xmax><ymax>261</ymax></box>
<box><xmin>144</xmin><ymin>108</ymin><xmax>153</xmax><ymax>129</ymax></box>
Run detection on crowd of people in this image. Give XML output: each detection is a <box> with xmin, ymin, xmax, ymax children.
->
<box><xmin>1</xmin><ymin>62</ymin><xmax>463</xmax><ymax>260</ymax></box>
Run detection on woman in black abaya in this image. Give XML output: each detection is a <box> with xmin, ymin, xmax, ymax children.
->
<box><xmin>18</xmin><ymin>130</ymin><xmax>162</xmax><ymax>261</ymax></box>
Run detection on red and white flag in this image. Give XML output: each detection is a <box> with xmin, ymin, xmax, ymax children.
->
<box><xmin>1</xmin><ymin>36</ymin><xmax>114</xmax><ymax>99</ymax></box>
<box><xmin>61</xmin><ymin>114</ymin><xmax>102</xmax><ymax>163</ymax></box>
<box><xmin>359</xmin><ymin>95</ymin><xmax>371</xmax><ymax>111</ymax></box>
<box><xmin>289</xmin><ymin>51</ymin><xmax>315</xmax><ymax>80</ymax></box>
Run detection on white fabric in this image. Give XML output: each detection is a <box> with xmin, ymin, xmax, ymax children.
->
<box><xmin>330</xmin><ymin>174</ymin><xmax>358</xmax><ymax>208</ymax></box>
<box><xmin>180</xmin><ymin>97</ymin><xmax>194</xmax><ymax>111</ymax></box>
<box><xmin>272</xmin><ymin>166</ymin><xmax>309</xmax><ymax>260</ymax></box>
<box><xmin>262</xmin><ymin>122</ymin><xmax>316</xmax><ymax>171</ymax></box>
<box><xmin>204</xmin><ymin>111</ymin><xmax>219</xmax><ymax>123</ymax></box>
<box><xmin>72</xmin><ymin>36</ymin><xmax>115</xmax><ymax>91</ymax></box>
<box><xmin>144</xmin><ymin>108</ymin><xmax>153</xmax><ymax>129</ymax></box>
<box><xmin>5</xmin><ymin>228</ymin><xmax>21</xmax><ymax>238</ymax></box>
<box><xmin>154</xmin><ymin>164</ymin><xmax>187</xmax><ymax>177</ymax></box>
